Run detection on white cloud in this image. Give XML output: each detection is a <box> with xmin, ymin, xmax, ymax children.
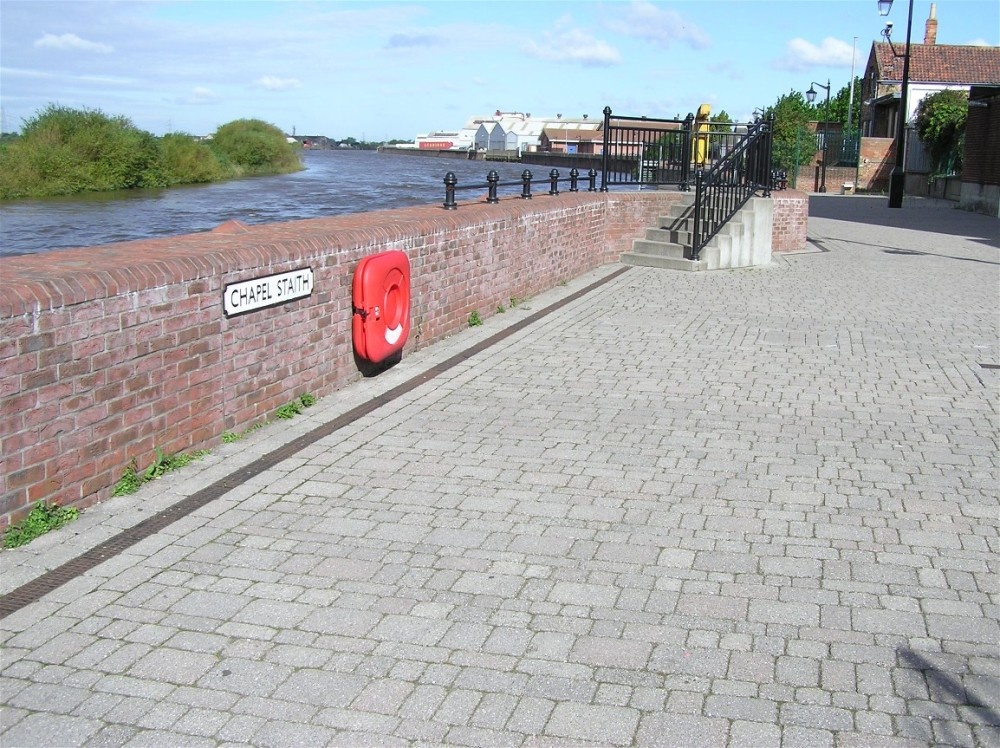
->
<box><xmin>525</xmin><ymin>27</ymin><xmax>621</xmax><ymax>67</ymax></box>
<box><xmin>604</xmin><ymin>1</ymin><xmax>710</xmax><ymax>51</ymax></box>
<box><xmin>772</xmin><ymin>37</ymin><xmax>856</xmax><ymax>71</ymax></box>
<box><xmin>256</xmin><ymin>75</ymin><xmax>302</xmax><ymax>91</ymax></box>
<box><xmin>34</xmin><ymin>32</ymin><xmax>113</xmax><ymax>54</ymax></box>
<box><xmin>182</xmin><ymin>87</ymin><xmax>221</xmax><ymax>105</ymax></box>
<box><xmin>966</xmin><ymin>38</ymin><xmax>993</xmax><ymax>46</ymax></box>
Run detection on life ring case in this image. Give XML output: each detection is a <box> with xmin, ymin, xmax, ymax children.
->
<box><xmin>352</xmin><ymin>250</ymin><xmax>410</xmax><ymax>365</ymax></box>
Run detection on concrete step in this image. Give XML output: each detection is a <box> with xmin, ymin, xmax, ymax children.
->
<box><xmin>629</xmin><ymin>239</ymin><xmax>687</xmax><ymax>259</ymax></box>
<box><xmin>626</xmin><ymin>195</ymin><xmax>769</xmax><ymax>272</ymax></box>
<box><xmin>644</xmin><ymin>226</ymin><xmax>694</xmax><ymax>245</ymax></box>
<box><xmin>620</xmin><ymin>252</ymin><xmax>705</xmax><ymax>271</ymax></box>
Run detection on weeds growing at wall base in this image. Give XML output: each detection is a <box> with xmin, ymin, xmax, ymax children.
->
<box><xmin>275</xmin><ymin>393</ymin><xmax>317</xmax><ymax>420</ymax></box>
<box><xmin>4</xmin><ymin>503</ymin><xmax>80</xmax><ymax>549</ymax></box>
<box><xmin>112</xmin><ymin>447</ymin><xmax>209</xmax><ymax>497</ymax></box>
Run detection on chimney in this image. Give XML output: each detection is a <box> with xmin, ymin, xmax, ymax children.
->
<box><xmin>924</xmin><ymin>3</ymin><xmax>938</xmax><ymax>45</ymax></box>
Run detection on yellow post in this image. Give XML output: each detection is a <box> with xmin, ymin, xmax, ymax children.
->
<box><xmin>694</xmin><ymin>103</ymin><xmax>711</xmax><ymax>167</ymax></box>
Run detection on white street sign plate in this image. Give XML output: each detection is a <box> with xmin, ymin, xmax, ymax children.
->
<box><xmin>223</xmin><ymin>267</ymin><xmax>314</xmax><ymax>317</ymax></box>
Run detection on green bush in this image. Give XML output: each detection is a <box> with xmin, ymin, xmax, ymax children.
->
<box><xmin>209</xmin><ymin>119</ymin><xmax>300</xmax><ymax>174</ymax></box>
<box><xmin>0</xmin><ymin>105</ymin><xmax>301</xmax><ymax>200</ymax></box>
<box><xmin>159</xmin><ymin>133</ymin><xmax>224</xmax><ymax>184</ymax></box>
<box><xmin>915</xmin><ymin>89</ymin><xmax>967</xmax><ymax>175</ymax></box>
<box><xmin>0</xmin><ymin>105</ymin><xmax>166</xmax><ymax>198</ymax></box>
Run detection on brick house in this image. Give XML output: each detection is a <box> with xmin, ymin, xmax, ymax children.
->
<box><xmin>857</xmin><ymin>3</ymin><xmax>1000</xmax><ymax>198</ymax></box>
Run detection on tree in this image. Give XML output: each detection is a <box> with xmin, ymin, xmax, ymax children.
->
<box><xmin>914</xmin><ymin>89</ymin><xmax>967</xmax><ymax>175</ymax></box>
<box><xmin>765</xmin><ymin>90</ymin><xmax>815</xmax><ymax>172</ymax></box>
<box><xmin>828</xmin><ymin>77</ymin><xmax>862</xmax><ymax>136</ymax></box>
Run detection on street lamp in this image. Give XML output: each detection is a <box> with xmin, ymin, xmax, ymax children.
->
<box><xmin>806</xmin><ymin>80</ymin><xmax>831</xmax><ymax>193</ymax></box>
<box><xmin>879</xmin><ymin>0</ymin><xmax>914</xmax><ymax>208</ymax></box>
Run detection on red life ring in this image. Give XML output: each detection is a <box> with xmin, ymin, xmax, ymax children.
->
<box><xmin>352</xmin><ymin>250</ymin><xmax>411</xmax><ymax>364</ymax></box>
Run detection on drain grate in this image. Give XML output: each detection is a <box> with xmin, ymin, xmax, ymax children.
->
<box><xmin>0</xmin><ymin>267</ymin><xmax>630</xmax><ymax>621</ymax></box>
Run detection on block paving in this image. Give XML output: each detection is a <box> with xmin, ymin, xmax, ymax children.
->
<box><xmin>2</xmin><ymin>195</ymin><xmax>998</xmax><ymax>746</ymax></box>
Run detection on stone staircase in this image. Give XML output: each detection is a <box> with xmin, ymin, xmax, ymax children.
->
<box><xmin>621</xmin><ymin>194</ymin><xmax>773</xmax><ymax>271</ymax></box>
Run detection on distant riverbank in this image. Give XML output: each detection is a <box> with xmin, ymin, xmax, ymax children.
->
<box><xmin>377</xmin><ymin>145</ymin><xmax>476</xmax><ymax>160</ymax></box>
<box><xmin>0</xmin><ymin>107</ymin><xmax>301</xmax><ymax>201</ymax></box>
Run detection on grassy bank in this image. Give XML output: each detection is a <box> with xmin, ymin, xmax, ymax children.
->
<box><xmin>0</xmin><ymin>105</ymin><xmax>303</xmax><ymax>200</ymax></box>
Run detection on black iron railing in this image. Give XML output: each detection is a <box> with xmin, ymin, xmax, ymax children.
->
<box><xmin>600</xmin><ymin>107</ymin><xmax>694</xmax><ymax>191</ymax></box>
<box><xmin>690</xmin><ymin>115</ymin><xmax>775</xmax><ymax>261</ymax></box>
<box><xmin>442</xmin><ymin>168</ymin><xmax>599</xmax><ymax>209</ymax></box>
<box><xmin>439</xmin><ymin>106</ymin><xmax>777</xmax><ymax>229</ymax></box>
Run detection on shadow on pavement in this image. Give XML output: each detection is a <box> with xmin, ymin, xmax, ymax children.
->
<box><xmin>807</xmin><ymin>195</ymin><xmax>1000</xmax><ymax>249</ymax></box>
<box><xmin>896</xmin><ymin>648</ymin><xmax>1000</xmax><ymax>740</ymax></box>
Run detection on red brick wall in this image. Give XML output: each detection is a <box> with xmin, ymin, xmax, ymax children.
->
<box><xmin>963</xmin><ymin>93</ymin><xmax>1000</xmax><ymax>187</ymax></box>
<box><xmin>771</xmin><ymin>190</ymin><xmax>808</xmax><ymax>252</ymax></box>
<box><xmin>1</xmin><ymin>191</ymin><xmax>686</xmax><ymax>527</ymax></box>
<box><xmin>858</xmin><ymin>137</ymin><xmax>895</xmax><ymax>192</ymax></box>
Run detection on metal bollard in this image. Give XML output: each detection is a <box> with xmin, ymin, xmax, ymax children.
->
<box><xmin>549</xmin><ymin>169</ymin><xmax>559</xmax><ymax>195</ymax></box>
<box><xmin>569</xmin><ymin>168</ymin><xmax>579</xmax><ymax>192</ymax></box>
<box><xmin>443</xmin><ymin>172</ymin><xmax>457</xmax><ymax>210</ymax></box>
<box><xmin>588</xmin><ymin>169</ymin><xmax>598</xmax><ymax>192</ymax></box>
<box><xmin>487</xmin><ymin>170</ymin><xmax>499</xmax><ymax>204</ymax></box>
<box><xmin>521</xmin><ymin>170</ymin><xmax>533</xmax><ymax>199</ymax></box>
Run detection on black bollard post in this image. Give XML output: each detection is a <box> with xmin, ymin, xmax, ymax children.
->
<box><xmin>443</xmin><ymin>172</ymin><xmax>457</xmax><ymax>210</ymax></box>
<box><xmin>569</xmin><ymin>168</ymin><xmax>579</xmax><ymax>192</ymax></box>
<box><xmin>521</xmin><ymin>170</ymin><xmax>533</xmax><ymax>199</ymax></box>
<box><xmin>549</xmin><ymin>169</ymin><xmax>559</xmax><ymax>195</ymax></box>
<box><xmin>487</xmin><ymin>170</ymin><xmax>499</xmax><ymax>204</ymax></box>
<box><xmin>588</xmin><ymin>169</ymin><xmax>598</xmax><ymax>192</ymax></box>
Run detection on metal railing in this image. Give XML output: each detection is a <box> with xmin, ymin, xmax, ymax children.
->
<box><xmin>438</xmin><ymin>106</ymin><xmax>777</xmax><ymax>231</ymax></box>
<box><xmin>600</xmin><ymin>107</ymin><xmax>694</xmax><ymax>191</ymax></box>
<box><xmin>442</xmin><ymin>168</ymin><xmax>599</xmax><ymax>209</ymax></box>
<box><xmin>690</xmin><ymin>115</ymin><xmax>775</xmax><ymax>261</ymax></box>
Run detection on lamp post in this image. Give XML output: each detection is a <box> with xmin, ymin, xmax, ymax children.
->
<box><xmin>806</xmin><ymin>80</ymin><xmax>831</xmax><ymax>193</ymax></box>
<box><xmin>878</xmin><ymin>0</ymin><xmax>914</xmax><ymax>208</ymax></box>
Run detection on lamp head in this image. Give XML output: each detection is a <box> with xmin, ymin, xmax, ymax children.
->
<box><xmin>877</xmin><ymin>0</ymin><xmax>893</xmax><ymax>16</ymax></box>
<box><xmin>806</xmin><ymin>85</ymin><xmax>817</xmax><ymax>104</ymax></box>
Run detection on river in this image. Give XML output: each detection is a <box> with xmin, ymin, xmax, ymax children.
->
<box><xmin>0</xmin><ymin>150</ymin><xmax>544</xmax><ymax>257</ymax></box>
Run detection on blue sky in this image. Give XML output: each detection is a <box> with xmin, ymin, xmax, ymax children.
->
<box><xmin>2</xmin><ymin>0</ymin><xmax>997</xmax><ymax>140</ymax></box>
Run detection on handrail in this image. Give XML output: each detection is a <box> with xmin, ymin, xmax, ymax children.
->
<box><xmin>600</xmin><ymin>106</ymin><xmax>695</xmax><ymax>192</ymax></box>
<box><xmin>690</xmin><ymin>114</ymin><xmax>774</xmax><ymax>260</ymax></box>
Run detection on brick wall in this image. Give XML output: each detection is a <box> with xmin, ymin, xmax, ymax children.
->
<box><xmin>770</xmin><ymin>190</ymin><xmax>809</xmax><ymax>252</ymax></box>
<box><xmin>963</xmin><ymin>92</ymin><xmax>1000</xmax><ymax>188</ymax></box>
<box><xmin>0</xmin><ymin>191</ymin><xmax>685</xmax><ymax>527</ymax></box>
<box><xmin>858</xmin><ymin>137</ymin><xmax>895</xmax><ymax>192</ymax></box>
<box><xmin>1</xmin><ymin>188</ymin><xmax>808</xmax><ymax>526</ymax></box>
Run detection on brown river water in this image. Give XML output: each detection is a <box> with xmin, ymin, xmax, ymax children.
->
<box><xmin>0</xmin><ymin>150</ymin><xmax>540</xmax><ymax>257</ymax></box>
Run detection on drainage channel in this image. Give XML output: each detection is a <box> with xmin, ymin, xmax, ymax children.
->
<box><xmin>0</xmin><ymin>266</ymin><xmax>630</xmax><ymax>620</ymax></box>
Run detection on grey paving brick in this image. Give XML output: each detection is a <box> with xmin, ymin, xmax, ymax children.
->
<box><xmin>636</xmin><ymin>712</ymin><xmax>729</xmax><ymax>747</ymax></box>
<box><xmin>728</xmin><ymin>719</ymin><xmax>781</xmax><ymax>748</ymax></box>
<box><xmin>250</xmin><ymin>720</ymin><xmax>337</xmax><ymax>747</ymax></box>
<box><xmin>129</xmin><ymin>647</ymin><xmax>218</xmax><ymax>685</ymax></box>
<box><xmin>569</xmin><ymin>636</ymin><xmax>652</xmax><ymax>669</ymax></box>
<box><xmin>547</xmin><ymin>701</ymin><xmax>639</xmax><ymax>746</ymax></box>
<box><xmin>434</xmin><ymin>688</ymin><xmax>483</xmax><ymax>726</ymax></box>
<box><xmin>781</xmin><ymin>725</ymin><xmax>835</xmax><ymax>747</ymax></box>
<box><xmin>780</xmin><ymin>702</ymin><xmax>855</xmax><ymax>731</ymax></box>
<box><xmin>0</xmin><ymin>712</ymin><xmax>102</xmax><ymax>746</ymax></box>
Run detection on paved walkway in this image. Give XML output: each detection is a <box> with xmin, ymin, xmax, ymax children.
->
<box><xmin>2</xmin><ymin>195</ymin><xmax>998</xmax><ymax>747</ymax></box>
